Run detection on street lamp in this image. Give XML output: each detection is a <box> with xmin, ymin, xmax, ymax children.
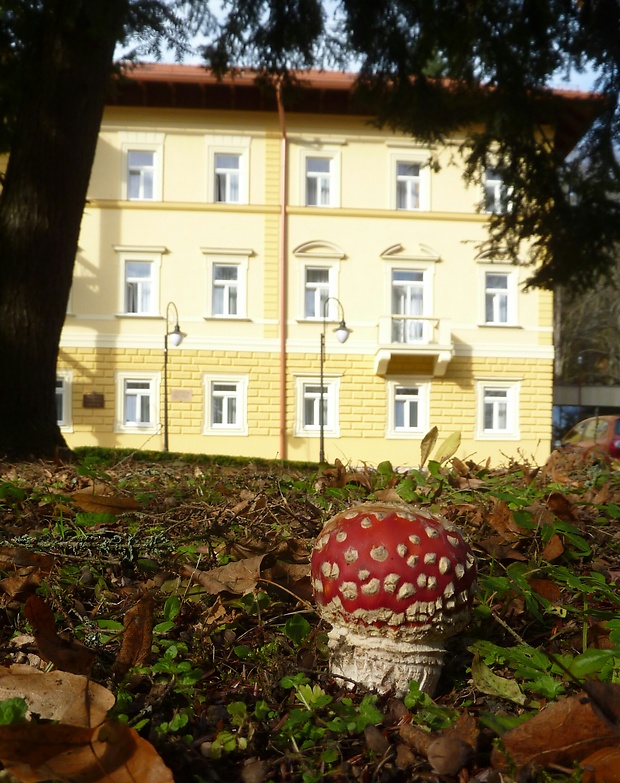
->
<box><xmin>163</xmin><ymin>301</ymin><xmax>185</xmax><ymax>452</ymax></box>
<box><xmin>319</xmin><ymin>297</ymin><xmax>351</xmax><ymax>464</ymax></box>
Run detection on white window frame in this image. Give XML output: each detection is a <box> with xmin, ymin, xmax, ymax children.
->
<box><xmin>484</xmin><ymin>167</ymin><xmax>509</xmax><ymax>213</ymax></box>
<box><xmin>56</xmin><ymin>371</ymin><xmax>73</xmax><ymax>432</ymax></box>
<box><xmin>483</xmin><ymin>269</ymin><xmax>518</xmax><ymax>325</ymax></box>
<box><xmin>294</xmin><ymin>376</ymin><xmax>341</xmax><ymax>438</ymax></box>
<box><xmin>302</xmin><ymin>264</ymin><xmax>339</xmax><ymax>320</ymax></box>
<box><xmin>386</xmin><ymin>378</ymin><xmax>430</xmax><ymax>438</ymax></box>
<box><xmin>203</xmin><ymin>374</ymin><xmax>248</xmax><ymax>436</ymax></box>
<box><xmin>477</xmin><ymin>263</ymin><xmax>519</xmax><ymax>326</ymax></box>
<box><xmin>114</xmin><ymin>247</ymin><xmax>164</xmax><ymax>317</ymax></box>
<box><xmin>387</xmin><ymin>263</ymin><xmax>434</xmax><ymax>344</ymax></box>
<box><xmin>202</xmin><ymin>248</ymin><xmax>252</xmax><ymax>319</ymax></box>
<box><xmin>206</xmin><ymin>136</ymin><xmax>250</xmax><ymax>204</ymax></box>
<box><xmin>476</xmin><ymin>380</ymin><xmax>520</xmax><ymax>440</ymax></box>
<box><xmin>115</xmin><ymin>372</ymin><xmax>159</xmax><ymax>434</ymax></box>
<box><xmin>213</xmin><ymin>152</ymin><xmax>242</xmax><ymax>203</ymax></box>
<box><xmin>388</xmin><ymin>149</ymin><xmax>431</xmax><ymax>211</ymax></box>
<box><xmin>120</xmin><ymin>133</ymin><xmax>164</xmax><ymax>201</ymax></box>
<box><xmin>300</xmin><ymin>148</ymin><xmax>341</xmax><ymax>208</ymax></box>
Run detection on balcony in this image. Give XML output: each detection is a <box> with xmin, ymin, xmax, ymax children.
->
<box><xmin>375</xmin><ymin>316</ymin><xmax>454</xmax><ymax>376</ymax></box>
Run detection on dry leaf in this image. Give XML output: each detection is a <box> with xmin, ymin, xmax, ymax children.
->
<box><xmin>580</xmin><ymin>747</ymin><xmax>620</xmax><ymax>782</ymax></box>
<box><xmin>112</xmin><ymin>593</ymin><xmax>154</xmax><ymax>680</ymax></box>
<box><xmin>433</xmin><ymin>431</ymin><xmax>461</xmax><ymax>465</ymax></box>
<box><xmin>0</xmin><ymin>547</ymin><xmax>54</xmax><ymax>572</ymax></box>
<box><xmin>0</xmin><ymin>665</ymin><xmax>114</xmax><ymax>727</ymax></box>
<box><xmin>24</xmin><ymin>595</ymin><xmax>95</xmax><ymax>676</ymax></box>
<box><xmin>0</xmin><ymin>720</ymin><xmax>174</xmax><ymax>783</ymax></box>
<box><xmin>0</xmin><ymin>570</ymin><xmax>42</xmax><ymax>600</ymax></box>
<box><xmin>541</xmin><ymin>533</ymin><xmax>565</xmax><ymax>561</ymax></box>
<box><xmin>181</xmin><ymin>554</ymin><xmax>272</xmax><ymax>595</ymax></box>
<box><xmin>420</xmin><ymin>426</ymin><xmax>438</xmax><ymax>467</ymax></box>
<box><xmin>546</xmin><ymin>491</ymin><xmax>579</xmax><ymax>522</ymax></box>
<box><xmin>491</xmin><ymin>692</ymin><xmax>618</xmax><ymax>770</ymax></box>
<box><xmin>71</xmin><ymin>491</ymin><xmax>140</xmax><ymax>515</ymax></box>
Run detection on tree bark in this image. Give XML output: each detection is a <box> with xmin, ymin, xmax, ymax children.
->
<box><xmin>0</xmin><ymin>1</ymin><xmax>128</xmax><ymax>459</ymax></box>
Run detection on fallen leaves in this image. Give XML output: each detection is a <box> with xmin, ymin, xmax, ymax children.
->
<box><xmin>0</xmin><ymin>720</ymin><xmax>174</xmax><ymax>783</ymax></box>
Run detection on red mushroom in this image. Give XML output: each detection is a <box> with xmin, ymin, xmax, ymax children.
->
<box><xmin>310</xmin><ymin>502</ymin><xmax>476</xmax><ymax>696</ymax></box>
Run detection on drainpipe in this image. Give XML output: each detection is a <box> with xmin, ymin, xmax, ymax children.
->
<box><xmin>276</xmin><ymin>83</ymin><xmax>288</xmax><ymax>460</ymax></box>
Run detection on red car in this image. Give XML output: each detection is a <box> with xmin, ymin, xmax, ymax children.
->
<box><xmin>561</xmin><ymin>415</ymin><xmax>620</xmax><ymax>459</ymax></box>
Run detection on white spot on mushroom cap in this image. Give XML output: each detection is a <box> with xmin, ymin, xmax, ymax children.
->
<box><xmin>443</xmin><ymin>581</ymin><xmax>455</xmax><ymax>598</ymax></box>
<box><xmin>321</xmin><ymin>561</ymin><xmax>340</xmax><ymax>579</ymax></box>
<box><xmin>335</xmin><ymin>530</ymin><xmax>347</xmax><ymax>542</ymax></box>
<box><xmin>340</xmin><ymin>581</ymin><xmax>359</xmax><ymax>600</ymax></box>
<box><xmin>409</xmin><ymin>534</ymin><xmax>421</xmax><ymax>546</ymax></box>
<box><xmin>424</xmin><ymin>552</ymin><xmax>437</xmax><ymax>565</ymax></box>
<box><xmin>397</xmin><ymin>543</ymin><xmax>408</xmax><ymax>558</ymax></box>
<box><xmin>397</xmin><ymin>582</ymin><xmax>416</xmax><ymax>600</ymax></box>
<box><xmin>314</xmin><ymin>534</ymin><xmax>329</xmax><ymax>552</ymax></box>
<box><xmin>370</xmin><ymin>545</ymin><xmax>389</xmax><ymax>562</ymax></box>
<box><xmin>360</xmin><ymin>516</ymin><xmax>373</xmax><ymax>528</ymax></box>
<box><xmin>361</xmin><ymin>578</ymin><xmax>381</xmax><ymax>596</ymax></box>
<box><xmin>416</xmin><ymin>573</ymin><xmax>427</xmax><ymax>589</ymax></box>
<box><xmin>358</xmin><ymin>568</ymin><xmax>370</xmax><ymax>581</ymax></box>
<box><xmin>455</xmin><ymin>563</ymin><xmax>465</xmax><ymax>580</ymax></box>
<box><xmin>383</xmin><ymin>573</ymin><xmax>401</xmax><ymax>593</ymax></box>
<box><xmin>427</xmin><ymin>576</ymin><xmax>437</xmax><ymax>590</ymax></box>
<box><xmin>424</xmin><ymin>525</ymin><xmax>439</xmax><ymax>539</ymax></box>
<box><xmin>407</xmin><ymin>555</ymin><xmax>419</xmax><ymax>568</ymax></box>
<box><xmin>447</xmin><ymin>534</ymin><xmax>461</xmax><ymax>547</ymax></box>
<box><xmin>344</xmin><ymin>547</ymin><xmax>359</xmax><ymax>563</ymax></box>
<box><xmin>439</xmin><ymin>556</ymin><xmax>451</xmax><ymax>574</ymax></box>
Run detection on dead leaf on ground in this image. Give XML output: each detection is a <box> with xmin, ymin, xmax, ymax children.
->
<box><xmin>0</xmin><ymin>570</ymin><xmax>42</xmax><ymax>600</ymax></box>
<box><xmin>181</xmin><ymin>554</ymin><xmax>274</xmax><ymax>595</ymax></box>
<box><xmin>541</xmin><ymin>533</ymin><xmax>565</xmax><ymax>561</ymax></box>
<box><xmin>0</xmin><ymin>720</ymin><xmax>174</xmax><ymax>783</ymax></box>
<box><xmin>580</xmin><ymin>747</ymin><xmax>620</xmax><ymax>782</ymax></box>
<box><xmin>112</xmin><ymin>593</ymin><xmax>154</xmax><ymax>681</ymax></box>
<box><xmin>71</xmin><ymin>491</ymin><xmax>140</xmax><ymax>515</ymax></box>
<box><xmin>491</xmin><ymin>691</ymin><xmax>619</xmax><ymax>770</ymax></box>
<box><xmin>420</xmin><ymin>426</ymin><xmax>438</xmax><ymax>467</ymax></box>
<box><xmin>546</xmin><ymin>491</ymin><xmax>580</xmax><ymax>522</ymax></box>
<box><xmin>0</xmin><ymin>547</ymin><xmax>55</xmax><ymax>572</ymax></box>
<box><xmin>0</xmin><ymin>664</ymin><xmax>114</xmax><ymax>727</ymax></box>
<box><xmin>486</xmin><ymin>499</ymin><xmax>527</xmax><ymax>541</ymax></box>
<box><xmin>24</xmin><ymin>595</ymin><xmax>96</xmax><ymax>676</ymax></box>
<box><xmin>433</xmin><ymin>431</ymin><xmax>461</xmax><ymax>465</ymax></box>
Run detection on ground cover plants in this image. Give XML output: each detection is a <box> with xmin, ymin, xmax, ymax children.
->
<box><xmin>0</xmin><ymin>437</ymin><xmax>619</xmax><ymax>782</ymax></box>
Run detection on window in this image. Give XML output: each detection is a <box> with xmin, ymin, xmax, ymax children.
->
<box><xmin>304</xmin><ymin>267</ymin><xmax>331</xmax><ymax>319</ymax></box>
<box><xmin>127</xmin><ymin>150</ymin><xmax>155</xmax><ymax>200</ymax></box>
<box><xmin>484</xmin><ymin>168</ymin><xmax>508</xmax><ymax>213</ymax></box>
<box><xmin>306</xmin><ymin>157</ymin><xmax>334</xmax><ymax>206</ymax></box>
<box><xmin>56</xmin><ymin>372</ymin><xmax>72</xmax><ymax>431</ymax></box>
<box><xmin>396</xmin><ymin>162</ymin><xmax>421</xmax><ymax>210</ymax></box>
<box><xmin>485</xmin><ymin>272</ymin><xmax>509</xmax><ymax>324</ymax></box>
<box><xmin>115</xmin><ymin>372</ymin><xmax>159</xmax><ymax>433</ymax></box>
<box><xmin>212</xmin><ymin>264</ymin><xmax>239</xmax><ymax>316</ymax></box>
<box><xmin>121</xmin><ymin>133</ymin><xmax>164</xmax><ymax>201</ymax></box>
<box><xmin>124</xmin><ymin>260</ymin><xmax>155</xmax><ymax>315</ymax></box>
<box><xmin>115</xmin><ymin>247</ymin><xmax>163</xmax><ymax>317</ymax></box>
<box><xmin>295</xmin><ymin>377</ymin><xmax>340</xmax><ymax>437</ymax></box>
<box><xmin>203</xmin><ymin>375</ymin><xmax>248</xmax><ymax>435</ymax></box>
<box><xmin>202</xmin><ymin>248</ymin><xmax>251</xmax><ymax>319</ymax></box>
<box><xmin>391</xmin><ymin>269</ymin><xmax>426</xmax><ymax>343</ymax></box>
<box><xmin>206</xmin><ymin>137</ymin><xmax>250</xmax><ymax>204</ymax></box>
<box><xmin>214</xmin><ymin>153</ymin><xmax>241</xmax><ymax>203</ymax></box>
<box><xmin>477</xmin><ymin>381</ymin><xmax>520</xmax><ymax>439</ymax></box>
<box><xmin>386</xmin><ymin>380</ymin><xmax>429</xmax><ymax>437</ymax></box>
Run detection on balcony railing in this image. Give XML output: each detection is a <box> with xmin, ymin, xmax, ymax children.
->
<box><xmin>375</xmin><ymin>316</ymin><xmax>453</xmax><ymax>375</ymax></box>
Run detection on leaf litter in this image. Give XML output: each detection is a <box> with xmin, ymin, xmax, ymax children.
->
<box><xmin>0</xmin><ymin>445</ymin><xmax>618</xmax><ymax>782</ymax></box>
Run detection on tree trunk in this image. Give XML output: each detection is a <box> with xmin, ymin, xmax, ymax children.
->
<box><xmin>0</xmin><ymin>1</ymin><xmax>128</xmax><ymax>459</ymax></box>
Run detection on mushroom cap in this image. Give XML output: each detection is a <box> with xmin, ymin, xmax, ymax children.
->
<box><xmin>311</xmin><ymin>502</ymin><xmax>476</xmax><ymax>643</ymax></box>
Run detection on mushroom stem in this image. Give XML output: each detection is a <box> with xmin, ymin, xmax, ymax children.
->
<box><xmin>327</xmin><ymin>625</ymin><xmax>446</xmax><ymax>696</ymax></box>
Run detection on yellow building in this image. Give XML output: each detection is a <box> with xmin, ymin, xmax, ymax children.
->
<box><xmin>56</xmin><ymin>64</ymin><xmax>593</xmax><ymax>466</ymax></box>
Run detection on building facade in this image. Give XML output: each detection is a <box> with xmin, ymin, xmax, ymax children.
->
<box><xmin>54</xmin><ymin>64</ymin><xmax>592</xmax><ymax>466</ymax></box>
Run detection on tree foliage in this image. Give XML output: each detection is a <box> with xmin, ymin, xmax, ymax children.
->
<box><xmin>204</xmin><ymin>0</ymin><xmax>620</xmax><ymax>289</ymax></box>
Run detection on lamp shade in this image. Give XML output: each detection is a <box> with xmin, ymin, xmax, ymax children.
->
<box><xmin>168</xmin><ymin>327</ymin><xmax>184</xmax><ymax>347</ymax></box>
<box><xmin>334</xmin><ymin>321</ymin><xmax>351</xmax><ymax>344</ymax></box>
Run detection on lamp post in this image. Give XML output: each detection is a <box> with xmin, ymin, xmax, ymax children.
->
<box><xmin>163</xmin><ymin>301</ymin><xmax>185</xmax><ymax>452</ymax></box>
<box><xmin>319</xmin><ymin>297</ymin><xmax>351</xmax><ymax>464</ymax></box>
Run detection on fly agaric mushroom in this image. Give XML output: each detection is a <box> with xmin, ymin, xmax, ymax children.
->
<box><xmin>311</xmin><ymin>502</ymin><xmax>476</xmax><ymax>696</ymax></box>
